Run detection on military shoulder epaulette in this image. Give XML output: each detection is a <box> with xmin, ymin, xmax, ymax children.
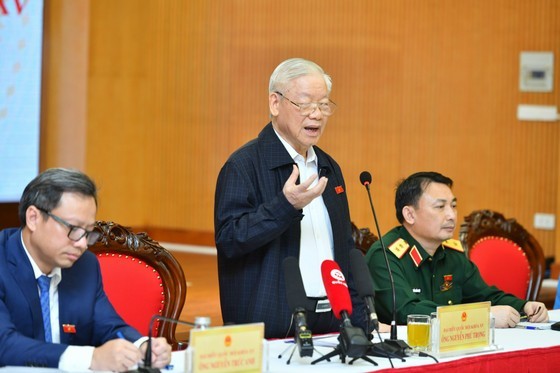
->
<box><xmin>387</xmin><ymin>238</ymin><xmax>410</xmax><ymax>259</ymax></box>
<box><xmin>442</xmin><ymin>239</ymin><xmax>464</xmax><ymax>252</ymax></box>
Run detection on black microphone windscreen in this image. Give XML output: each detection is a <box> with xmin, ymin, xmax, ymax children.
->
<box><xmin>349</xmin><ymin>249</ymin><xmax>376</xmax><ymax>298</ymax></box>
<box><xmin>283</xmin><ymin>257</ymin><xmax>312</xmax><ymax>313</ymax></box>
<box><xmin>359</xmin><ymin>171</ymin><xmax>372</xmax><ymax>186</ymax></box>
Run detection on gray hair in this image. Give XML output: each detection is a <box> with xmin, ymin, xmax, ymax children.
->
<box><xmin>269</xmin><ymin>58</ymin><xmax>332</xmax><ymax>94</ymax></box>
<box><xmin>19</xmin><ymin>168</ymin><xmax>98</xmax><ymax>226</ymax></box>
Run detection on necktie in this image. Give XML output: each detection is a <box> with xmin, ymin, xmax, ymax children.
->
<box><xmin>37</xmin><ymin>275</ymin><xmax>52</xmax><ymax>342</ymax></box>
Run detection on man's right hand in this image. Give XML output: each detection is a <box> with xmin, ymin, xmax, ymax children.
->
<box><xmin>491</xmin><ymin>305</ymin><xmax>521</xmax><ymax>328</ymax></box>
<box><xmin>378</xmin><ymin>322</ymin><xmax>391</xmax><ymax>333</ymax></box>
<box><xmin>90</xmin><ymin>339</ymin><xmax>143</xmax><ymax>372</ymax></box>
<box><xmin>283</xmin><ymin>165</ymin><xmax>328</xmax><ymax>210</ymax></box>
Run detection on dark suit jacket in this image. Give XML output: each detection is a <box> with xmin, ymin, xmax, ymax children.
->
<box><xmin>0</xmin><ymin>228</ymin><xmax>141</xmax><ymax>368</ymax></box>
<box><xmin>215</xmin><ymin>122</ymin><xmax>364</xmax><ymax>338</ymax></box>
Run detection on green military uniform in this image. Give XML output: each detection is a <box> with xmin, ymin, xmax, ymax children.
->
<box><xmin>365</xmin><ymin>226</ymin><xmax>526</xmax><ymax>324</ymax></box>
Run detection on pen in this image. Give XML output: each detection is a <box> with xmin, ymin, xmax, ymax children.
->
<box><xmin>534</xmin><ymin>306</ymin><xmax>542</xmax><ymax>318</ymax></box>
<box><xmin>520</xmin><ymin>306</ymin><xmax>541</xmax><ymax>322</ymax></box>
<box><xmin>516</xmin><ymin>325</ymin><xmax>539</xmax><ymax>330</ymax></box>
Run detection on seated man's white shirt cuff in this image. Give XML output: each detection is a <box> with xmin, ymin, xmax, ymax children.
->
<box><xmin>58</xmin><ymin>345</ymin><xmax>95</xmax><ymax>371</ymax></box>
<box><xmin>57</xmin><ymin>337</ymin><xmax>148</xmax><ymax>371</ymax></box>
<box><xmin>135</xmin><ymin>336</ymin><xmax>149</xmax><ymax>348</ymax></box>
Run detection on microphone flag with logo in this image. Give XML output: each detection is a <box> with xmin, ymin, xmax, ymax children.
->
<box><xmin>320</xmin><ymin>259</ymin><xmax>352</xmax><ymax>319</ymax></box>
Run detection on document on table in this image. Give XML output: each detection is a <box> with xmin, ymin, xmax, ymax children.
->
<box><xmin>516</xmin><ymin>320</ymin><xmax>558</xmax><ymax>330</ymax></box>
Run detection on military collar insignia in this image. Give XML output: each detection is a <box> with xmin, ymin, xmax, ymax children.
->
<box><xmin>388</xmin><ymin>238</ymin><xmax>410</xmax><ymax>259</ymax></box>
<box><xmin>409</xmin><ymin>245</ymin><xmax>423</xmax><ymax>267</ymax></box>
<box><xmin>442</xmin><ymin>239</ymin><xmax>464</xmax><ymax>252</ymax></box>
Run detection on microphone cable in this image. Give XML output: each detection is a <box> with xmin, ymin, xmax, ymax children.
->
<box><xmin>418</xmin><ymin>351</ymin><xmax>439</xmax><ymax>363</ymax></box>
<box><xmin>372</xmin><ymin>328</ymin><xmax>395</xmax><ymax>368</ymax></box>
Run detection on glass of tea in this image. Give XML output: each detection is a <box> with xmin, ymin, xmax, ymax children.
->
<box><xmin>407</xmin><ymin>314</ymin><xmax>431</xmax><ymax>352</ymax></box>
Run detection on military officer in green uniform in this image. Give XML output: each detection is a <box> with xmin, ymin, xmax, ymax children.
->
<box><xmin>365</xmin><ymin>171</ymin><xmax>549</xmax><ymax>328</ymax></box>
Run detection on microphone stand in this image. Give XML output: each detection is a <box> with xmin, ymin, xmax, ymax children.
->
<box><xmin>311</xmin><ymin>312</ymin><xmax>376</xmax><ymax>366</ymax></box>
<box><xmin>278</xmin><ymin>328</ymin><xmax>327</xmax><ymax>365</ymax></box>
<box><xmin>361</xmin><ymin>174</ymin><xmax>411</xmax><ymax>358</ymax></box>
<box><xmin>139</xmin><ymin>315</ymin><xmax>196</xmax><ymax>372</ymax></box>
<box><xmin>280</xmin><ymin>257</ymin><xmax>327</xmax><ymax>364</ymax></box>
<box><xmin>277</xmin><ymin>310</ymin><xmax>325</xmax><ymax>365</ymax></box>
<box><xmin>348</xmin><ymin>248</ymin><xmax>404</xmax><ymax>366</ymax></box>
<box><xmin>368</xmin><ymin>331</ymin><xmax>406</xmax><ymax>364</ymax></box>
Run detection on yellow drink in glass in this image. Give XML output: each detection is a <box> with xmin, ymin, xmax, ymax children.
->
<box><xmin>407</xmin><ymin>315</ymin><xmax>430</xmax><ymax>351</ymax></box>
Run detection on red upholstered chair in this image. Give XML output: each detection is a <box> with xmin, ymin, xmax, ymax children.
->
<box><xmin>459</xmin><ymin>210</ymin><xmax>546</xmax><ymax>301</ymax></box>
<box><xmin>89</xmin><ymin>221</ymin><xmax>187</xmax><ymax>349</ymax></box>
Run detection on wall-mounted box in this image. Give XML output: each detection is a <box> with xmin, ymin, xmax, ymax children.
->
<box><xmin>519</xmin><ymin>52</ymin><xmax>554</xmax><ymax>92</ymax></box>
<box><xmin>534</xmin><ymin>213</ymin><xmax>555</xmax><ymax>230</ymax></box>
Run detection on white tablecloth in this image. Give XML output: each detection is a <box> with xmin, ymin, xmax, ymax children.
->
<box><xmin>3</xmin><ymin>310</ymin><xmax>559</xmax><ymax>372</ymax></box>
<box><xmin>180</xmin><ymin>309</ymin><xmax>560</xmax><ymax>372</ymax></box>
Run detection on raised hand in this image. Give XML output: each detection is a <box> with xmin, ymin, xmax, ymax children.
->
<box><xmin>283</xmin><ymin>165</ymin><xmax>328</xmax><ymax>210</ymax></box>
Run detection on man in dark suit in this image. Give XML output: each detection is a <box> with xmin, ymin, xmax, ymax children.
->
<box><xmin>215</xmin><ymin>58</ymin><xmax>365</xmax><ymax>338</ymax></box>
<box><xmin>0</xmin><ymin>168</ymin><xmax>171</xmax><ymax>371</ymax></box>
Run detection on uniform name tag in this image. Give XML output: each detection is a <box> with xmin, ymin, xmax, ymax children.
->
<box><xmin>412</xmin><ymin>288</ymin><xmax>422</xmax><ymax>294</ymax></box>
<box><xmin>316</xmin><ymin>299</ymin><xmax>332</xmax><ymax>313</ymax></box>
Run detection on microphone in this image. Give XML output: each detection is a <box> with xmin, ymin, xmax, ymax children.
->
<box><xmin>318</xmin><ymin>260</ymin><xmax>371</xmax><ymax>361</ymax></box>
<box><xmin>359</xmin><ymin>171</ymin><xmax>372</xmax><ymax>187</ymax></box>
<box><xmin>321</xmin><ymin>259</ymin><xmax>353</xmax><ymax>320</ymax></box>
<box><xmin>141</xmin><ymin>315</ymin><xmax>196</xmax><ymax>372</ymax></box>
<box><xmin>349</xmin><ymin>248</ymin><xmax>379</xmax><ymax>333</ymax></box>
<box><xmin>282</xmin><ymin>257</ymin><xmax>314</xmax><ymax>358</ymax></box>
<box><xmin>359</xmin><ymin>171</ymin><xmax>410</xmax><ymax>356</ymax></box>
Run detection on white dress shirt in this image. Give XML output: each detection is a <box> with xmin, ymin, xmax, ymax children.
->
<box><xmin>21</xmin><ymin>234</ymin><xmax>95</xmax><ymax>371</ymax></box>
<box><xmin>274</xmin><ymin>130</ymin><xmax>334</xmax><ymax>297</ymax></box>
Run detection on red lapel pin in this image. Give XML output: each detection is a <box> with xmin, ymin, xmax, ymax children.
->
<box><xmin>62</xmin><ymin>324</ymin><xmax>76</xmax><ymax>334</ymax></box>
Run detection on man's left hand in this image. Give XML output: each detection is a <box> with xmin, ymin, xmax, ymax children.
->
<box><xmin>141</xmin><ymin>337</ymin><xmax>172</xmax><ymax>368</ymax></box>
<box><xmin>523</xmin><ymin>302</ymin><xmax>549</xmax><ymax>323</ymax></box>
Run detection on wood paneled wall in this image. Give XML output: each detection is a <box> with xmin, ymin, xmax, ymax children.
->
<box><xmin>40</xmin><ymin>0</ymin><xmax>560</xmax><ymax>258</ymax></box>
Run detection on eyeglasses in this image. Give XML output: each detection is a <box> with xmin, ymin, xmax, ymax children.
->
<box><xmin>37</xmin><ymin>207</ymin><xmax>101</xmax><ymax>246</ymax></box>
<box><xmin>275</xmin><ymin>91</ymin><xmax>336</xmax><ymax>116</ymax></box>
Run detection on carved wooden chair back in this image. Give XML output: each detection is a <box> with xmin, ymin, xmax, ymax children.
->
<box><xmin>459</xmin><ymin>210</ymin><xmax>545</xmax><ymax>301</ymax></box>
<box><xmin>351</xmin><ymin>221</ymin><xmax>378</xmax><ymax>255</ymax></box>
<box><xmin>89</xmin><ymin>221</ymin><xmax>187</xmax><ymax>349</ymax></box>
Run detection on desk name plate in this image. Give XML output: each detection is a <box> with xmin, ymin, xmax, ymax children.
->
<box><xmin>187</xmin><ymin>322</ymin><xmax>265</xmax><ymax>372</ymax></box>
<box><xmin>432</xmin><ymin>301</ymin><xmax>499</xmax><ymax>357</ymax></box>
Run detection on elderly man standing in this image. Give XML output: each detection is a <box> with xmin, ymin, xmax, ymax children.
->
<box><xmin>215</xmin><ymin>58</ymin><xmax>365</xmax><ymax>338</ymax></box>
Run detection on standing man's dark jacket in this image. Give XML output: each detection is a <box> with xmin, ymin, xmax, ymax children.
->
<box><xmin>215</xmin><ymin>122</ymin><xmax>364</xmax><ymax>338</ymax></box>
